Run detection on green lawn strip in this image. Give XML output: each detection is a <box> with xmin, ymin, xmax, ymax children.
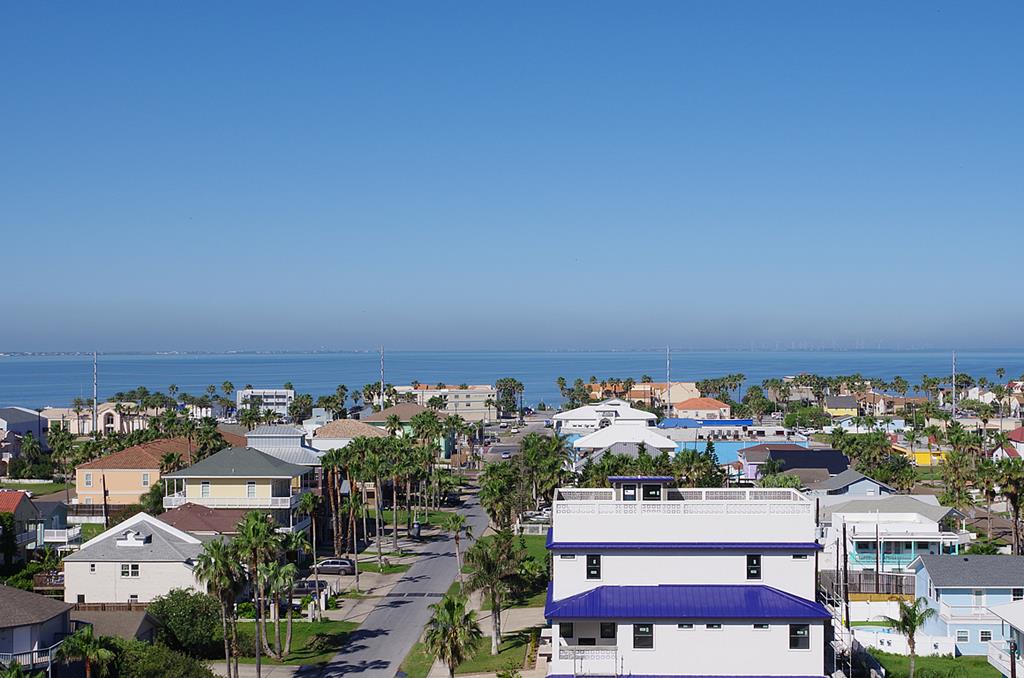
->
<box><xmin>454</xmin><ymin>629</ymin><xmax>533</xmax><ymax>674</ymax></box>
<box><xmin>357</xmin><ymin>561</ymin><xmax>411</xmax><ymax>575</ymax></box>
<box><xmin>80</xmin><ymin>523</ymin><xmax>105</xmax><ymax>541</ymax></box>
<box><xmin>914</xmin><ymin>466</ymin><xmax>944</xmax><ymax>480</ymax></box>
<box><xmin>368</xmin><ymin>508</ymin><xmax>452</xmax><ymax>526</ymax></box>
<box><xmin>0</xmin><ymin>482</ymin><xmax>71</xmax><ymax>496</ymax></box>
<box><xmin>236</xmin><ymin>620</ymin><xmax>358</xmax><ymax>666</ymax></box>
<box><xmin>870</xmin><ymin>650</ymin><xmax>1000</xmax><ymax>678</ymax></box>
<box><xmin>472</xmin><ymin>534</ymin><xmax>547</xmax><ymax>610</ymax></box>
<box><xmin>401</xmin><ymin>641</ymin><xmax>434</xmax><ymax>678</ymax></box>
<box><xmin>851</xmin><ymin>621</ymin><xmax>890</xmax><ymax>627</ymax></box>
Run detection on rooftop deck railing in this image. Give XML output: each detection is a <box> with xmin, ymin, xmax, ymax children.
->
<box><xmin>554</xmin><ymin>487</ymin><xmax>810</xmax><ymax>503</ymax></box>
<box><xmin>988</xmin><ymin>640</ymin><xmax>1023</xmax><ymax>678</ymax></box>
<box><xmin>44</xmin><ymin>526</ymin><xmax>82</xmax><ymax>544</ymax></box>
<box><xmin>164</xmin><ymin>492</ymin><xmax>298</xmax><ymax>509</ymax></box>
<box><xmin>940</xmin><ymin>601</ymin><xmax>998</xmax><ymax>620</ymax></box>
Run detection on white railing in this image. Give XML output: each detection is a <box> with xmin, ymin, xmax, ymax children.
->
<box><xmin>164</xmin><ymin>492</ymin><xmax>299</xmax><ymax>509</ymax></box>
<box><xmin>514</xmin><ymin>522</ymin><xmax>549</xmax><ymax>536</ymax></box>
<box><xmin>940</xmin><ymin>601</ymin><xmax>997</xmax><ymax>620</ymax></box>
<box><xmin>15</xmin><ymin>530</ymin><xmax>35</xmax><ymax>546</ymax></box>
<box><xmin>44</xmin><ymin>526</ymin><xmax>82</xmax><ymax>543</ymax></box>
<box><xmin>557</xmin><ymin>488</ymin><xmax>614</xmax><ymax>501</ymax></box>
<box><xmin>278</xmin><ymin>515</ymin><xmax>311</xmax><ymax>534</ymax></box>
<box><xmin>988</xmin><ymin>640</ymin><xmax>1023</xmax><ymax>678</ymax></box>
<box><xmin>558</xmin><ymin>646</ymin><xmax>618</xmax><ymax>675</ymax></box>
<box><xmin>555</xmin><ymin>499</ymin><xmax>812</xmax><ymax>517</ymax></box>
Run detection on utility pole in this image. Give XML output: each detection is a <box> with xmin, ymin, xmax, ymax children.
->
<box><xmin>665</xmin><ymin>345</ymin><xmax>671</xmax><ymax>419</ymax></box>
<box><xmin>841</xmin><ymin>522</ymin><xmax>851</xmax><ymax>630</ymax></box>
<box><xmin>92</xmin><ymin>352</ymin><xmax>98</xmax><ymax>435</ymax></box>
<box><xmin>951</xmin><ymin>350</ymin><xmax>957</xmax><ymax>421</ymax></box>
<box><xmin>379</xmin><ymin>346</ymin><xmax>385</xmax><ymax>410</ymax></box>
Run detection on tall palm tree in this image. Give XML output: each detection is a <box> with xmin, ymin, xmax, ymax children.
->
<box><xmin>297</xmin><ymin>492</ymin><xmax>322</xmax><ymax>617</ymax></box>
<box><xmin>997</xmin><ymin>458</ymin><xmax>1024</xmax><ymax>555</ymax></box>
<box><xmin>57</xmin><ymin>626</ymin><xmax>114</xmax><ymax>678</ymax></box>
<box><xmin>465</xmin><ymin>531</ymin><xmax>518</xmax><ymax>655</ymax></box>
<box><xmin>280</xmin><ymin>531</ymin><xmax>307</xmax><ymax>654</ymax></box>
<box><xmin>0</xmin><ymin>662</ymin><xmax>42</xmax><ymax>678</ymax></box>
<box><xmin>442</xmin><ymin>513</ymin><xmax>472</xmax><ymax>590</ymax></box>
<box><xmin>384</xmin><ymin>414</ymin><xmax>403</xmax><ymax>437</ymax></box>
<box><xmin>179</xmin><ymin>417</ymin><xmax>197</xmax><ymax>463</ymax></box>
<box><xmin>195</xmin><ymin>538</ymin><xmax>244</xmax><ymax>678</ymax></box>
<box><xmin>235</xmin><ymin>511</ymin><xmax>281</xmax><ymax>677</ymax></box>
<box><xmin>882</xmin><ymin>597</ymin><xmax>936</xmax><ymax>678</ymax></box>
<box><xmin>424</xmin><ymin>594</ymin><xmax>482</xmax><ymax>678</ymax></box>
<box><xmin>160</xmin><ymin>452</ymin><xmax>183</xmax><ymax>473</ymax></box>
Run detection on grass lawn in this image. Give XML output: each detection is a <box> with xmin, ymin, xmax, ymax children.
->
<box><xmin>851</xmin><ymin>621</ymin><xmax>890</xmax><ymax>627</ymax></box>
<box><xmin>474</xmin><ymin>533</ymin><xmax>548</xmax><ymax>610</ymax></box>
<box><xmin>357</xmin><ymin>561</ymin><xmax>411</xmax><ymax>575</ymax></box>
<box><xmin>0</xmin><ymin>482</ymin><xmax>71</xmax><ymax>496</ymax></box>
<box><xmin>400</xmin><ymin>641</ymin><xmax>434</xmax><ymax>678</ymax></box>
<box><xmin>454</xmin><ymin>628</ymin><xmax>533</xmax><ymax>674</ymax></box>
<box><xmin>870</xmin><ymin>650</ymin><xmax>1000</xmax><ymax>678</ymax></box>
<box><xmin>237</xmin><ymin>620</ymin><xmax>358</xmax><ymax>666</ymax></box>
<box><xmin>80</xmin><ymin>523</ymin><xmax>105</xmax><ymax>541</ymax></box>
<box><xmin>368</xmin><ymin>508</ymin><xmax>451</xmax><ymax>526</ymax></box>
<box><xmin>914</xmin><ymin>466</ymin><xmax>944</xmax><ymax>481</ymax></box>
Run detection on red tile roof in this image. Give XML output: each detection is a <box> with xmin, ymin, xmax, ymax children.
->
<box><xmin>78</xmin><ymin>438</ymin><xmax>189</xmax><ymax>470</ymax></box>
<box><xmin>156</xmin><ymin>503</ymin><xmax>248</xmax><ymax>534</ymax></box>
<box><xmin>674</xmin><ymin>397</ymin><xmax>729</xmax><ymax>410</ymax></box>
<box><xmin>1008</xmin><ymin>427</ymin><xmax>1024</xmax><ymax>444</ymax></box>
<box><xmin>0</xmin><ymin>491</ymin><xmax>30</xmax><ymax>513</ymax></box>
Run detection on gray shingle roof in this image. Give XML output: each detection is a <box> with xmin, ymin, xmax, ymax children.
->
<box><xmin>0</xmin><ymin>585</ymin><xmax>73</xmax><ymax>628</ymax></box>
<box><xmin>830</xmin><ymin>495</ymin><xmax>960</xmax><ymax>522</ymax></box>
<box><xmin>163</xmin><ymin>446</ymin><xmax>309</xmax><ymax>478</ymax></box>
<box><xmin>248</xmin><ymin>425</ymin><xmax>305</xmax><ymax>437</ymax></box>
<box><xmin>65</xmin><ymin>514</ymin><xmax>202</xmax><ymax>563</ymax></box>
<box><xmin>807</xmin><ymin>469</ymin><xmax>894</xmax><ymax>493</ymax></box>
<box><xmin>917</xmin><ymin>555</ymin><xmax>1024</xmax><ymax>587</ymax></box>
<box><xmin>825</xmin><ymin>395</ymin><xmax>858</xmax><ymax>409</ymax></box>
<box><xmin>0</xmin><ymin>407</ymin><xmax>42</xmax><ymax>427</ymax></box>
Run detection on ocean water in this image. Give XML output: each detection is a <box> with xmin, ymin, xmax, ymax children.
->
<box><xmin>1</xmin><ymin>350</ymin><xmax>1022</xmax><ymax>410</ymax></box>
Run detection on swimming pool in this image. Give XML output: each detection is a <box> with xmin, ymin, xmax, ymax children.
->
<box><xmin>562</xmin><ymin>436</ymin><xmax>806</xmax><ymax>464</ymax></box>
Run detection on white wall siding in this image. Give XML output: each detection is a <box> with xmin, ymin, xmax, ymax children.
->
<box><xmin>64</xmin><ymin>561</ymin><xmax>201</xmax><ymax>603</ymax></box>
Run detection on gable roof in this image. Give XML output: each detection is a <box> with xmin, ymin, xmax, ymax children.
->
<box><xmin>545</xmin><ymin>584</ymin><xmax>829</xmax><ymax>621</ymax></box>
<box><xmin>157</xmin><ymin>503</ymin><xmax>249</xmax><ymax>535</ymax></box>
<box><xmin>162</xmin><ymin>447</ymin><xmax>309</xmax><ymax>479</ymax></box>
<box><xmin>361</xmin><ymin>403</ymin><xmax>430</xmax><ymax>423</ymax></box>
<box><xmin>70</xmin><ymin>609</ymin><xmax>159</xmax><ymax>641</ymax></box>
<box><xmin>1008</xmin><ymin>427</ymin><xmax>1024</xmax><ymax>444</ymax></box>
<box><xmin>0</xmin><ymin>585</ymin><xmax>73</xmax><ymax>628</ymax></box>
<box><xmin>737</xmin><ymin>443</ymin><xmax>809</xmax><ymax>463</ymax></box>
<box><xmin>78</xmin><ymin>437</ymin><xmax>190</xmax><ymax>470</ymax></box>
<box><xmin>674</xmin><ymin>397</ymin><xmax>729</xmax><ymax>410</ymax></box>
<box><xmin>313</xmin><ymin>419</ymin><xmax>388</xmax><ymax>439</ymax></box>
<box><xmin>915</xmin><ymin>555</ymin><xmax>1024</xmax><ymax>587</ymax></box>
<box><xmin>825</xmin><ymin>395</ymin><xmax>858</xmax><ymax>409</ymax></box>
<box><xmin>573</xmin><ymin>425</ymin><xmax>677</xmax><ymax>451</ymax></box>
<box><xmin>0</xmin><ymin>407</ymin><xmax>42</xmax><ymax>427</ymax></box>
<box><xmin>553</xmin><ymin>399</ymin><xmax>657</xmax><ymax>422</ymax></box>
<box><xmin>831</xmin><ymin>495</ymin><xmax>959</xmax><ymax>522</ymax></box>
<box><xmin>806</xmin><ymin>469</ymin><xmax>894</xmax><ymax>493</ymax></box>
<box><xmin>767</xmin><ymin>449</ymin><xmax>849</xmax><ymax>474</ymax></box>
<box><xmin>0</xmin><ymin>490</ymin><xmax>32</xmax><ymax>514</ymax></box>
<box><xmin>248</xmin><ymin>425</ymin><xmax>305</xmax><ymax>437</ymax></box>
<box><xmin>64</xmin><ymin>512</ymin><xmax>202</xmax><ymax>563</ymax></box>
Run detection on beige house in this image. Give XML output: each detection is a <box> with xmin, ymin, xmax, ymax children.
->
<box><xmin>44</xmin><ymin>403</ymin><xmax>156</xmax><ymax>437</ymax></box>
<box><xmin>586</xmin><ymin>381</ymin><xmax>700</xmax><ymax>408</ymax></box>
<box><xmin>162</xmin><ymin>447</ymin><xmax>312</xmax><ymax>533</ymax></box>
<box><xmin>63</xmin><ymin>513</ymin><xmax>203</xmax><ymax>604</ymax></box>
<box><xmin>393</xmin><ymin>384</ymin><xmax>497</xmax><ymax>422</ymax></box>
<box><xmin>74</xmin><ymin>439</ymin><xmax>191</xmax><ymax>507</ymax></box>
<box><xmin>672</xmin><ymin>397</ymin><xmax>732</xmax><ymax>420</ymax></box>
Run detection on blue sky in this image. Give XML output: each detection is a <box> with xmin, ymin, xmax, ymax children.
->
<box><xmin>2</xmin><ymin>2</ymin><xmax>1022</xmax><ymax>352</ymax></box>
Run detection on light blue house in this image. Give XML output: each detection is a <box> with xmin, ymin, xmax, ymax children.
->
<box><xmin>806</xmin><ymin>469</ymin><xmax>895</xmax><ymax>498</ymax></box>
<box><xmin>911</xmin><ymin>555</ymin><xmax>1024</xmax><ymax>656</ymax></box>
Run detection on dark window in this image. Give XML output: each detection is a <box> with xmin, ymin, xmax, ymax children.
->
<box><xmin>1014</xmin><ymin>589</ymin><xmax>1023</xmax><ymax>602</ymax></box>
<box><xmin>586</xmin><ymin>555</ymin><xmax>601</xmax><ymax>580</ymax></box>
<box><xmin>747</xmin><ymin>554</ymin><xmax>762</xmax><ymax>580</ymax></box>
<box><xmin>560</xmin><ymin>623</ymin><xmax>574</xmax><ymax>639</ymax></box>
<box><xmin>789</xmin><ymin>624</ymin><xmax>810</xmax><ymax>649</ymax></box>
<box><xmin>633</xmin><ymin>623</ymin><xmax>654</xmax><ymax>649</ymax></box>
<box><xmin>577</xmin><ymin>637</ymin><xmax>596</xmax><ymax>646</ymax></box>
<box><xmin>622</xmin><ymin>484</ymin><xmax>637</xmax><ymax>501</ymax></box>
<box><xmin>642</xmin><ymin>484</ymin><xmax>661</xmax><ymax>501</ymax></box>
<box><xmin>754</xmin><ymin>623</ymin><xmax>769</xmax><ymax>630</ymax></box>
<box><xmin>677</xmin><ymin>623</ymin><xmax>693</xmax><ymax>629</ymax></box>
<box><xmin>706</xmin><ymin>623</ymin><xmax>722</xmax><ymax>630</ymax></box>
<box><xmin>559</xmin><ymin>554</ymin><xmax>576</xmax><ymax>560</ymax></box>
<box><xmin>792</xmin><ymin>554</ymin><xmax>808</xmax><ymax>560</ymax></box>
<box><xmin>77</xmin><ymin>594</ymin><xmax>85</xmax><ymax>603</ymax></box>
<box><xmin>916</xmin><ymin>542</ymin><xmax>931</xmax><ymax>550</ymax></box>
<box><xmin>600</xmin><ymin>623</ymin><xmax>616</xmax><ymax>639</ymax></box>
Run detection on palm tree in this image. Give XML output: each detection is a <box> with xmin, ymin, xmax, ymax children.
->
<box><xmin>442</xmin><ymin>512</ymin><xmax>473</xmax><ymax>590</ymax></box>
<box><xmin>0</xmin><ymin>662</ymin><xmax>42</xmax><ymax>678</ymax></box>
<box><xmin>279</xmin><ymin>532</ymin><xmax>307</xmax><ymax>654</ymax></box>
<box><xmin>195</xmin><ymin>538</ymin><xmax>244</xmax><ymax>678</ymax></box>
<box><xmin>882</xmin><ymin>597</ymin><xmax>936</xmax><ymax>678</ymax></box>
<box><xmin>57</xmin><ymin>626</ymin><xmax>114</xmax><ymax>678</ymax></box>
<box><xmin>160</xmin><ymin>452</ymin><xmax>183</xmax><ymax>473</ymax></box>
<box><xmin>384</xmin><ymin>414</ymin><xmax>403</xmax><ymax>437</ymax></box>
<box><xmin>235</xmin><ymin>511</ymin><xmax>281</xmax><ymax>677</ymax></box>
<box><xmin>423</xmin><ymin>594</ymin><xmax>483</xmax><ymax>678</ymax></box>
<box><xmin>179</xmin><ymin>417</ymin><xmax>197</xmax><ymax>463</ymax></box>
<box><xmin>465</xmin><ymin>531</ymin><xmax>519</xmax><ymax>655</ymax></box>
<box><xmin>997</xmin><ymin>458</ymin><xmax>1024</xmax><ymax>555</ymax></box>
<box><xmin>297</xmin><ymin>492</ymin><xmax>322</xmax><ymax>617</ymax></box>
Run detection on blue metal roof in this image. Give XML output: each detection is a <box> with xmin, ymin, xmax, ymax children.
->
<box><xmin>545</xmin><ymin>584</ymin><xmax>829</xmax><ymax>621</ymax></box>
<box><xmin>658</xmin><ymin>418</ymin><xmax>754</xmax><ymax>429</ymax></box>
<box><xmin>607</xmin><ymin>476</ymin><xmax>674</xmax><ymax>482</ymax></box>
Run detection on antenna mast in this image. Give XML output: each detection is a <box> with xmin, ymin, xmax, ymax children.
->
<box><xmin>951</xmin><ymin>350</ymin><xmax>957</xmax><ymax>420</ymax></box>
<box><xmin>92</xmin><ymin>352</ymin><xmax>98</xmax><ymax>434</ymax></box>
<box><xmin>379</xmin><ymin>346</ymin><xmax>385</xmax><ymax>410</ymax></box>
<box><xmin>665</xmin><ymin>345</ymin><xmax>671</xmax><ymax>418</ymax></box>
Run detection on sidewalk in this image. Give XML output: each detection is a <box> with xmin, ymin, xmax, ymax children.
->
<box><xmin>209</xmin><ymin>662</ymin><xmax>300</xmax><ymax>677</ymax></box>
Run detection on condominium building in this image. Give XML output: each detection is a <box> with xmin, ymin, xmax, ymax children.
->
<box><xmin>545</xmin><ymin>478</ymin><xmax>829</xmax><ymax>678</ymax></box>
<box><xmin>236</xmin><ymin>388</ymin><xmax>295</xmax><ymax>417</ymax></box>
<box><xmin>393</xmin><ymin>384</ymin><xmax>497</xmax><ymax>422</ymax></box>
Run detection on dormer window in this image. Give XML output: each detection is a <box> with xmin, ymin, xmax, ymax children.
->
<box><xmin>116</xmin><ymin>530</ymin><xmax>151</xmax><ymax>547</ymax></box>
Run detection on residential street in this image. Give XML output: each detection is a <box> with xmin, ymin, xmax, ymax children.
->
<box><xmin>306</xmin><ymin>489</ymin><xmax>491</xmax><ymax>678</ymax></box>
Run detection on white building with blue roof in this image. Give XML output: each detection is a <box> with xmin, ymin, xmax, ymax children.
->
<box><xmin>545</xmin><ymin>477</ymin><xmax>829</xmax><ymax>678</ymax></box>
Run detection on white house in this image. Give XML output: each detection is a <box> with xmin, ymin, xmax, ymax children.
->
<box><xmin>571</xmin><ymin>425</ymin><xmax>677</xmax><ymax>472</ymax></box>
<box><xmin>236</xmin><ymin>388</ymin><xmax>295</xmax><ymax>417</ymax></box>
<box><xmin>552</xmin><ymin>399</ymin><xmax>656</xmax><ymax>433</ymax></box>
<box><xmin>671</xmin><ymin>397</ymin><xmax>731</xmax><ymax>420</ymax></box>
<box><xmin>988</xmin><ymin>599</ymin><xmax>1024</xmax><ymax>678</ymax></box>
<box><xmin>545</xmin><ymin>479</ymin><xmax>828</xmax><ymax>678</ymax></box>
<box><xmin>307</xmin><ymin>418</ymin><xmax>388</xmax><ymax>451</ymax></box>
<box><xmin>393</xmin><ymin>384</ymin><xmax>497</xmax><ymax>422</ymax></box>
<box><xmin>63</xmin><ymin>513</ymin><xmax>203</xmax><ymax>604</ymax></box>
<box><xmin>245</xmin><ymin>425</ymin><xmax>323</xmax><ymax>467</ymax></box>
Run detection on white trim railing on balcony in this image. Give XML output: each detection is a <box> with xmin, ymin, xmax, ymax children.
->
<box><xmin>15</xmin><ymin>530</ymin><xmax>35</xmax><ymax>546</ymax></box>
<box><xmin>555</xmin><ymin>487</ymin><xmax>810</xmax><ymax>503</ymax></box>
<box><xmin>163</xmin><ymin>492</ymin><xmax>299</xmax><ymax>509</ymax></box>
<box><xmin>277</xmin><ymin>515</ymin><xmax>312</xmax><ymax>533</ymax></box>
<box><xmin>988</xmin><ymin>639</ymin><xmax>1024</xmax><ymax>677</ymax></box>
<box><xmin>940</xmin><ymin>601</ymin><xmax>997</xmax><ymax>620</ymax></box>
<box><xmin>44</xmin><ymin>526</ymin><xmax>82</xmax><ymax>543</ymax></box>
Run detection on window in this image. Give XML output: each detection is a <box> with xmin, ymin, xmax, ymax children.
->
<box><xmin>956</xmin><ymin>630</ymin><xmax>969</xmax><ymax>643</ymax></box>
<box><xmin>677</xmin><ymin>623</ymin><xmax>693</xmax><ymax>630</ymax></box>
<box><xmin>792</xmin><ymin>554</ymin><xmax>808</xmax><ymax>560</ymax></box>
<box><xmin>77</xmin><ymin>594</ymin><xmax>86</xmax><ymax>603</ymax></box>
<box><xmin>129</xmin><ymin>594</ymin><xmax>139</xmax><ymax>603</ymax></box>
<box><xmin>980</xmin><ymin>630</ymin><xmax>993</xmax><ymax>643</ymax></box>
<box><xmin>633</xmin><ymin>624</ymin><xmax>654</xmax><ymax>649</ymax></box>
<box><xmin>706</xmin><ymin>623</ymin><xmax>722</xmax><ymax>630</ymax></box>
<box><xmin>247</xmin><ymin>481</ymin><xmax>257</xmax><ymax>498</ymax></box>
<box><xmin>789</xmin><ymin>624</ymin><xmax>810</xmax><ymax>650</ymax></box>
<box><xmin>89</xmin><ymin>564</ymin><xmax>96</xmax><ymax>573</ymax></box>
<box><xmin>121</xmin><ymin>563</ymin><xmax>140</xmax><ymax>578</ymax></box>
<box><xmin>586</xmin><ymin>555</ymin><xmax>601</xmax><ymax>580</ymax></box>
<box><xmin>600</xmin><ymin>623</ymin><xmax>616</xmax><ymax>639</ymax></box>
<box><xmin>201</xmin><ymin>481</ymin><xmax>211</xmax><ymax>498</ymax></box>
<box><xmin>916</xmin><ymin>542</ymin><xmax>930</xmax><ymax>550</ymax></box>
<box><xmin>747</xmin><ymin>554</ymin><xmax>762</xmax><ymax>580</ymax></box>
<box><xmin>141</xmin><ymin>473</ymin><xmax>150</xmax><ymax>487</ymax></box>
<box><xmin>622</xmin><ymin>484</ymin><xmax>637</xmax><ymax>501</ymax></box>
<box><xmin>641</xmin><ymin>484</ymin><xmax>661</xmax><ymax>501</ymax></box>
<box><xmin>84</xmin><ymin>473</ymin><xmax>93</xmax><ymax>488</ymax></box>
<box><xmin>1014</xmin><ymin>589</ymin><xmax>1023</xmax><ymax>602</ymax></box>
<box><xmin>577</xmin><ymin>637</ymin><xmax>596</xmax><ymax>646</ymax></box>
<box><xmin>753</xmin><ymin>623</ymin><xmax>770</xmax><ymax>630</ymax></box>
<box><xmin>559</xmin><ymin>623</ymin><xmax>574</xmax><ymax>639</ymax></box>
<box><xmin>84</xmin><ymin>498</ymin><xmax>93</xmax><ymax>505</ymax></box>
<box><xmin>559</xmin><ymin>554</ymin><xmax>576</xmax><ymax>560</ymax></box>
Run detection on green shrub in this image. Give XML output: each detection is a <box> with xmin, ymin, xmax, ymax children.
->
<box><xmin>146</xmin><ymin>589</ymin><xmax>222</xmax><ymax>658</ymax></box>
<box><xmin>236</xmin><ymin>601</ymin><xmax>256</xmax><ymax>618</ymax></box>
<box><xmin>110</xmin><ymin>638</ymin><xmax>217</xmax><ymax>678</ymax></box>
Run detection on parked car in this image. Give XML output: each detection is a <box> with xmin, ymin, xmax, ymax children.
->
<box><xmin>292</xmin><ymin>579</ymin><xmax>329</xmax><ymax>596</ymax></box>
<box><xmin>500</xmin><ymin>451</ymin><xmax>512</xmax><ymax>459</ymax></box>
<box><xmin>316</xmin><ymin>558</ymin><xmax>355</xmax><ymax>575</ymax></box>
<box><xmin>510</xmin><ymin>427</ymin><xmax>519</xmax><ymax>434</ymax></box>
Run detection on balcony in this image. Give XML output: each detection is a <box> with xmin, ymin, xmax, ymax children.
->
<box><xmin>164</xmin><ymin>491</ymin><xmax>300</xmax><ymax>510</ymax></box>
<box><xmin>557</xmin><ymin>645</ymin><xmax>618</xmax><ymax>675</ymax></box>
<box><xmin>988</xmin><ymin>640</ymin><xmax>1023</xmax><ymax>678</ymax></box>
<box><xmin>940</xmin><ymin>601</ymin><xmax>998</xmax><ymax>621</ymax></box>
<box><xmin>15</xmin><ymin>530</ymin><xmax>36</xmax><ymax>546</ymax></box>
<box><xmin>44</xmin><ymin>526</ymin><xmax>82</xmax><ymax>544</ymax></box>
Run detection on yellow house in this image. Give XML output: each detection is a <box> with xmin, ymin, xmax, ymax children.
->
<box><xmin>161</xmin><ymin>446</ymin><xmax>312</xmax><ymax>533</ymax></box>
<box><xmin>893</xmin><ymin>443</ymin><xmax>948</xmax><ymax>467</ymax></box>
<box><xmin>824</xmin><ymin>395</ymin><xmax>859</xmax><ymax>418</ymax></box>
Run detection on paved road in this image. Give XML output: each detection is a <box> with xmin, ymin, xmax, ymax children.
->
<box><xmin>309</xmin><ymin>491</ymin><xmax>490</xmax><ymax>678</ymax></box>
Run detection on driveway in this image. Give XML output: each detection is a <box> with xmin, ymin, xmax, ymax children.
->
<box><xmin>308</xmin><ymin>491</ymin><xmax>490</xmax><ymax>678</ymax></box>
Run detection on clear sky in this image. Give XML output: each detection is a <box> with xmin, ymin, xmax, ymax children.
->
<box><xmin>2</xmin><ymin>2</ymin><xmax>1022</xmax><ymax>352</ymax></box>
